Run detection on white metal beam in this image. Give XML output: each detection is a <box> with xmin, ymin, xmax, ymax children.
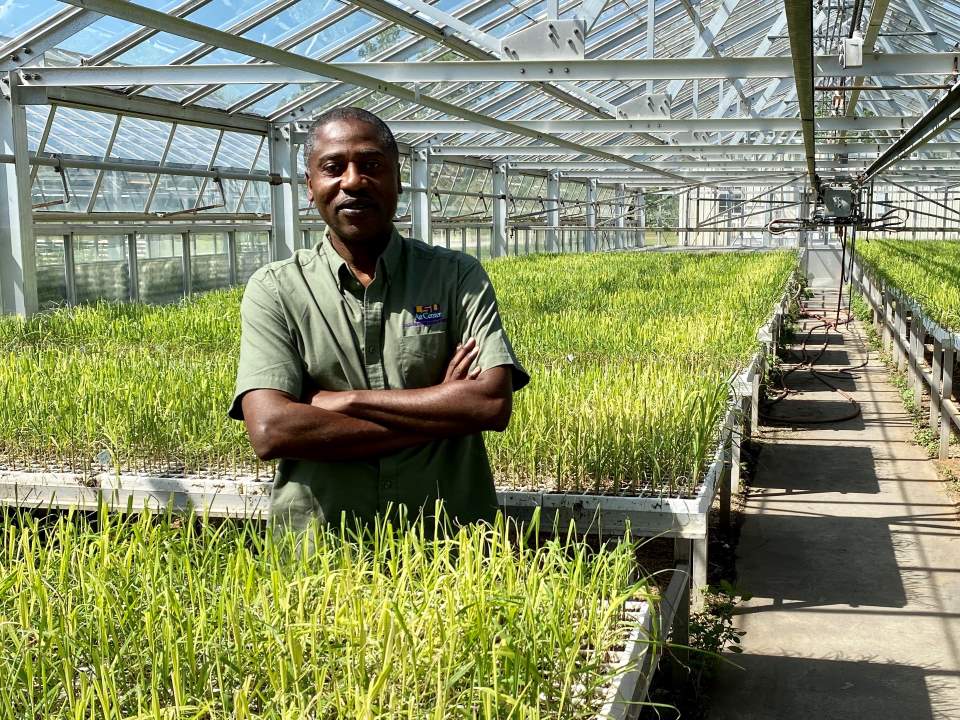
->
<box><xmin>0</xmin><ymin>7</ymin><xmax>103</xmax><ymax>72</ymax></box>
<box><xmin>0</xmin><ymin>75</ymin><xmax>38</xmax><ymax>316</ymax></box>
<box><xmin>546</xmin><ymin>171</ymin><xmax>560</xmax><ymax>251</ymax></box>
<box><xmin>269</xmin><ymin>124</ymin><xmax>299</xmax><ymax>261</ymax></box>
<box><xmin>396</xmin><ymin>0</ymin><xmax>501</xmax><ymax>53</ymax></box>
<box><xmin>666</xmin><ymin>0</ymin><xmax>741</xmax><ymax>101</ymax></box>
<box><xmin>426</xmin><ymin>141</ymin><xmax>960</xmax><ymax>156</ymax></box>
<box><xmin>18</xmin><ymin>86</ymin><xmax>268</xmax><ymax>134</ymax></box>
<box><xmin>58</xmin><ymin>0</ymin><xmax>690</xmax><ymax>184</ymax></box>
<box><xmin>492</xmin><ymin>163</ymin><xmax>508</xmax><ymax>257</ymax></box>
<box><xmin>378</xmin><ymin>116</ymin><xmax>930</xmax><ymax>133</ymax></box>
<box><xmin>23</xmin><ymin>53</ymin><xmax>960</xmax><ymax>88</ymax></box>
<box><xmin>409</xmin><ymin>148</ymin><xmax>432</xmax><ymax>243</ymax></box>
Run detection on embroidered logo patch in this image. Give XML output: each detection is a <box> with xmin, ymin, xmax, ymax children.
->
<box><xmin>412</xmin><ymin>303</ymin><xmax>445</xmax><ymax>327</ymax></box>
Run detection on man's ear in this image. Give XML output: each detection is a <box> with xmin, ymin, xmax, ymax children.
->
<box><xmin>304</xmin><ymin>171</ymin><xmax>313</xmax><ymax>203</ymax></box>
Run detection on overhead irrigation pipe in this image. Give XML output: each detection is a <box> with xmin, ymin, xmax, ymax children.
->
<box><xmin>880</xmin><ymin>178</ymin><xmax>960</xmax><ymax>219</ymax></box>
<box><xmin>59</xmin><ymin>0</ymin><xmax>693</xmax><ymax>186</ymax></box>
<box><xmin>697</xmin><ymin>174</ymin><xmax>805</xmax><ymax>226</ymax></box>
<box><xmin>861</xmin><ymin>78</ymin><xmax>960</xmax><ymax>183</ymax></box>
<box><xmin>696</xmin><ymin>201</ymin><xmax>803</xmax><ymax>228</ymax></box>
<box><xmin>784</xmin><ymin>0</ymin><xmax>820</xmax><ymax>195</ymax></box>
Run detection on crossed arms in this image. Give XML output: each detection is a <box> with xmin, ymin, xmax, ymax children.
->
<box><xmin>241</xmin><ymin>338</ymin><xmax>513</xmax><ymax>463</ymax></box>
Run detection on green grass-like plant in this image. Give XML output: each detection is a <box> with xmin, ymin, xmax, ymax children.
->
<box><xmin>0</xmin><ymin>508</ymin><xmax>653</xmax><ymax>719</ymax></box>
<box><xmin>857</xmin><ymin>239</ymin><xmax>960</xmax><ymax>332</ymax></box>
<box><xmin>0</xmin><ymin>251</ymin><xmax>797</xmax><ymax>495</ymax></box>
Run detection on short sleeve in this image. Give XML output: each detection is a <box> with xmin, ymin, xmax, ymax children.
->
<box><xmin>457</xmin><ymin>258</ymin><xmax>530</xmax><ymax>392</ymax></box>
<box><xmin>228</xmin><ymin>270</ymin><xmax>304</xmax><ymax>420</ymax></box>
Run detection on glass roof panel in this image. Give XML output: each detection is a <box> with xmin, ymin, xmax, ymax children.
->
<box><xmin>110</xmin><ymin>117</ymin><xmax>173</xmax><ymax>162</ymax></box>
<box><xmin>287</xmin><ymin>10</ymin><xmax>379</xmax><ymax>57</ymax></box>
<box><xmin>483</xmin><ymin>0</ymin><xmax>547</xmax><ymax>39</ymax></box>
<box><xmin>113</xmin><ymin>30</ymin><xmax>201</xmax><ymax>64</ymax></box>
<box><xmin>243</xmin><ymin>83</ymin><xmax>309</xmax><ymax>116</ymax></box>
<box><xmin>25</xmin><ymin>106</ymin><xmax>52</xmax><ymax>153</ymax></box>
<box><xmin>238</xmin><ymin>0</ymin><xmax>342</xmax><ymax>44</ymax></box>
<box><xmin>1</xmin><ymin>0</ymin><xmax>65</xmax><ymax>42</ymax></box>
<box><xmin>177</xmin><ymin>0</ymin><xmax>279</xmax><ymax>31</ymax></box>
<box><xmin>164</xmin><ymin>124</ymin><xmax>221</xmax><ymax>166</ymax></box>
<box><xmin>55</xmin><ymin>0</ymin><xmax>188</xmax><ymax>57</ymax></box>
<box><xmin>57</xmin><ymin>15</ymin><xmax>142</xmax><ymax>57</ymax></box>
<box><xmin>196</xmin><ymin>84</ymin><xmax>271</xmax><ymax>109</ymax></box>
<box><xmin>44</xmin><ymin>107</ymin><xmax>118</xmax><ymax>158</ymax></box>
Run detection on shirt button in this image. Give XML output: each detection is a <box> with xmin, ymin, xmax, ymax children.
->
<box><xmin>383</xmin><ymin>480</ymin><xmax>393</xmax><ymax>489</ymax></box>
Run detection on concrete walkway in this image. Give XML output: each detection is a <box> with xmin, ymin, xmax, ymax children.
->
<box><xmin>711</xmin><ymin>289</ymin><xmax>960</xmax><ymax>720</ymax></box>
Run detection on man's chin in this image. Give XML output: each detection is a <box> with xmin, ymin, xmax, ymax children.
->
<box><xmin>329</xmin><ymin>223</ymin><xmax>392</xmax><ymax>246</ymax></box>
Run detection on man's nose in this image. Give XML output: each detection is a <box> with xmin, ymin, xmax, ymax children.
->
<box><xmin>341</xmin><ymin>163</ymin><xmax>363</xmax><ymax>190</ymax></box>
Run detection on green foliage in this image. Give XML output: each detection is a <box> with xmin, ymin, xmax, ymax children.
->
<box><xmin>857</xmin><ymin>239</ymin><xmax>960</xmax><ymax>331</ymax></box>
<box><xmin>0</xmin><ymin>509</ymin><xmax>653</xmax><ymax>718</ymax></box>
<box><xmin>685</xmin><ymin>580</ymin><xmax>751</xmax><ymax>695</ymax></box>
<box><xmin>0</xmin><ymin>251</ymin><xmax>798</xmax><ymax>495</ymax></box>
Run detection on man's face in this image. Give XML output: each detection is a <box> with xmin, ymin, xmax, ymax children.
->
<box><xmin>305</xmin><ymin>118</ymin><xmax>400</xmax><ymax>247</ymax></box>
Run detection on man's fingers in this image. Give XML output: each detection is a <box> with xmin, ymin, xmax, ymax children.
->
<box><xmin>452</xmin><ymin>345</ymin><xmax>480</xmax><ymax>378</ymax></box>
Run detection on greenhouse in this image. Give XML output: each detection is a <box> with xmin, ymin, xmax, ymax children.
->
<box><xmin>1</xmin><ymin>0</ymin><xmax>960</xmax><ymax>717</ymax></box>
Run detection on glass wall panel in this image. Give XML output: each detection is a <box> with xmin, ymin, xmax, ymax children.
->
<box><xmin>236</xmin><ymin>231</ymin><xmax>270</xmax><ymax>283</ymax></box>
<box><xmin>138</xmin><ymin>234</ymin><xmax>185</xmax><ymax>304</ymax></box>
<box><xmin>190</xmin><ymin>233</ymin><xmax>230</xmax><ymax>293</ymax></box>
<box><xmin>36</xmin><ymin>235</ymin><xmax>68</xmax><ymax>309</ymax></box>
<box><xmin>74</xmin><ymin>235</ymin><xmax>129</xmax><ymax>304</ymax></box>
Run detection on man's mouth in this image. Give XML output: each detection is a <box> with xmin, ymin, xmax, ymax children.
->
<box><xmin>337</xmin><ymin>199</ymin><xmax>376</xmax><ymax>213</ymax></box>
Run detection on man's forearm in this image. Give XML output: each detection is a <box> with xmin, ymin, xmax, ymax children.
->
<box><xmin>246</xmin><ymin>394</ymin><xmax>428</xmax><ymax>462</ymax></box>
<box><xmin>334</xmin><ymin>370</ymin><xmax>512</xmax><ymax>436</ymax></box>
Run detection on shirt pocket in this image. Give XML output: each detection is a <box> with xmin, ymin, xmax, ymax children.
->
<box><xmin>399</xmin><ymin>332</ymin><xmax>447</xmax><ymax>389</ymax></box>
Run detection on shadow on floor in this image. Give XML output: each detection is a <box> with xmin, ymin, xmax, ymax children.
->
<box><xmin>710</xmin><ymin>653</ymin><xmax>943</xmax><ymax>720</ymax></box>
<box><xmin>734</xmin><ymin>512</ymin><xmax>907</xmax><ymax>607</ymax></box>
<box><xmin>751</xmin><ymin>443</ymin><xmax>880</xmax><ymax>495</ymax></box>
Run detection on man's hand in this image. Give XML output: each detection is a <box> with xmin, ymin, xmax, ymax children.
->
<box><xmin>308</xmin><ymin>338</ymin><xmax>481</xmax><ymax>411</ymax></box>
<box><xmin>308</xmin><ymin>388</ymin><xmax>352</xmax><ymax>413</ymax></box>
<box><xmin>444</xmin><ymin>337</ymin><xmax>481</xmax><ymax>382</ymax></box>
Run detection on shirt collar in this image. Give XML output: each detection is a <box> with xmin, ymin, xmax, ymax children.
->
<box><xmin>318</xmin><ymin>227</ymin><xmax>403</xmax><ymax>291</ymax></box>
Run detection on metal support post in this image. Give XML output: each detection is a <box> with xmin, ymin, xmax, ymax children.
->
<box><xmin>691</xmin><ymin>538</ymin><xmax>708</xmax><ymax>611</ymax></box>
<box><xmin>63</xmin><ymin>233</ymin><xmax>77</xmax><ymax>306</ymax></box>
<box><xmin>0</xmin><ymin>73</ymin><xmax>38</xmax><ymax>315</ymax></box>
<box><xmin>798</xmin><ymin>186</ymin><xmax>810</xmax><ymax>249</ymax></box>
<box><xmin>410</xmin><ymin>147</ymin><xmax>432</xmax><ymax>243</ymax></box>
<box><xmin>636</xmin><ymin>191</ymin><xmax>646</xmax><ymax>248</ymax></box>
<box><xmin>227</xmin><ymin>230</ymin><xmax>238</xmax><ymax>285</ymax></box>
<box><xmin>896</xmin><ymin>307</ymin><xmax>907</xmax><ymax>371</ymax></box>
<box><xmin>931</xmin><ymin>339</ymin><xmax>943</xmax><ymax>430</ymax></box>
<box><xmin>941</xmin><ymin>347</ymin><xmax>955</xmax><ymax>460</ymax></box>
<box><xmin>546</xmin><ymin>171</ymin><xmax>560</xmax><ymax>252</ymax></box>
<box><xmin>181</xmin><ymin>231</ymin><xmax>192</xmax><ymax>297</ymax></box>
<box><xmin>585</xmin><ymin>179</ymin><xmax>597</xmax><ymax>252</ymax></box>
<box><xmin>882</xmin><ymin>290</ymin><xmax>892</xmax><ymax>352</ymax></box>
<box><xmin>719</xmin><ymin>415</ymin><xmax>733</xmax><ymax>532</ymax></box>
<box><xmin>126</xmin><ymin>233</ymin><xmax>139</xmax><ymax>302</ymax></box>
<box><xmin>679</xmin><ymin>191</ymin><xmax>689</xmax><ymax>246</ymax></box>
<box><xmin>912</xmin><ymin>323</ymin><xmax>925</xmax><ymax>407</ymax></box>
<box><xmin>268</xmin><ymin>122</ymin><xmax>299</xmax><ymax>262</ymax></box>
<box><xmin>492</xmin><ymin>162</ymin><xmax>508</xmax><ymax>258</ymax></box>
<box><xmin>615</xmin><ymin>183</ymin><xmax>626</xmax><ymax>250</ymax></box>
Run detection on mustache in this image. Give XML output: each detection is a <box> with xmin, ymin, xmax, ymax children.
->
<box><xmin>336</xmin><ymin>196</ymin><xmax>378</xmax><ymax>210</ymax></box>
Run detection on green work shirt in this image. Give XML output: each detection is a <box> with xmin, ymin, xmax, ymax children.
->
<box><xmin>228</xmin><ymin>229</ymin><xmax>529</xmax><ymax>529</ymax></box>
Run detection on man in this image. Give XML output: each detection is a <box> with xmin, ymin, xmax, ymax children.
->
<box><xmin>228</xmin><ymin>107</ymin><xmax>529</xmax><ymax>530</ymax></box>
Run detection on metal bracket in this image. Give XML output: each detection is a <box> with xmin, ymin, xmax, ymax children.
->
<box><xmin>500</xmin><ymin>20</ymin><xmax>585</xmax><ymax>61</ymax></box>
<box><xmin>32</xmin><ymin>154</ymin><xmax>72</xmax><ymax>210</ymax></box>
<box><xmin>619</xmin><ymin>94</ymin><xmax>672</xmax><ymax>120</ymax></box>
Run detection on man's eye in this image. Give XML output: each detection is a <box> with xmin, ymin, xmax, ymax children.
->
<box><xmin>363</xmin><ymin>160</ymin><xmax>381</xmax><ymax>172</ymax></box>
<box><xmin>321</xmin><ymin>163</ymin><xmax>342</xmax><ymax>174</ymax></box>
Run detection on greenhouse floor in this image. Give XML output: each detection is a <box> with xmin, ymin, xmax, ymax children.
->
<box><xmin>710</xmin><ymin>289</ymin><xmax>960</xmax><ymax>720</ymax></box>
